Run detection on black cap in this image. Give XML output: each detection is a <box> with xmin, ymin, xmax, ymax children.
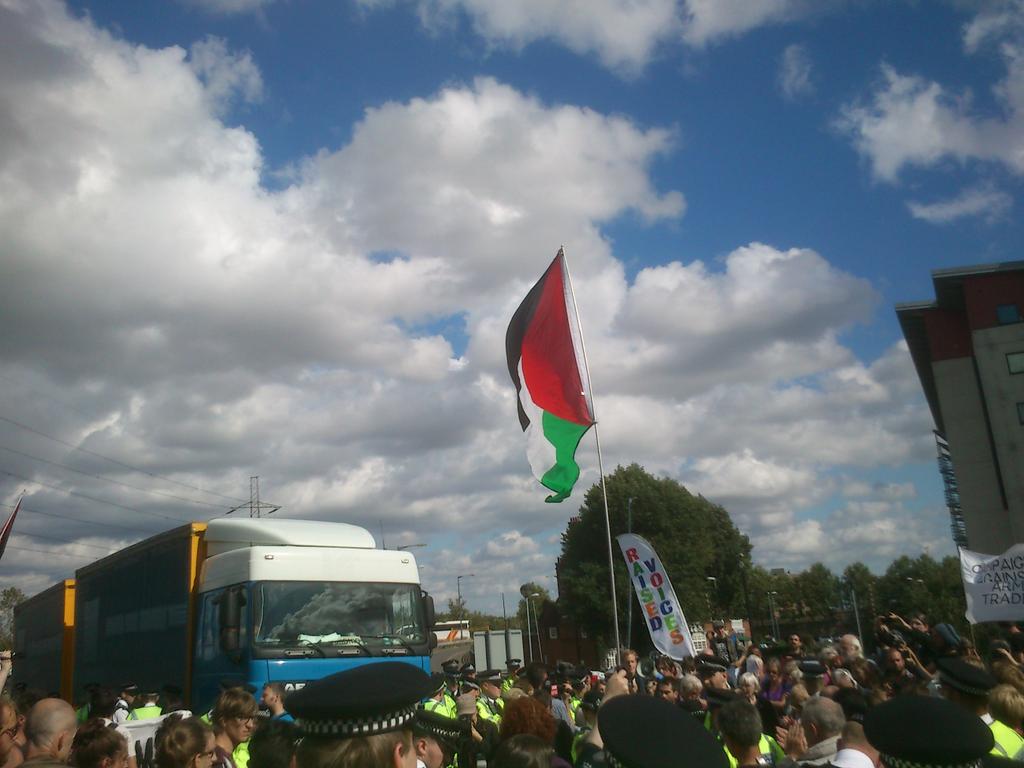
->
<box><xmin>162</xmin><ymin>684</ymin><xmax>183</xmax><ymax>696</ymax></box>
<box><xmin>459</xmin><ymin>663</ymin><xmax>476</xmax><ymax>676</ymax></box>
<box><xmin>695</xmin><ymin>656</ymin><xmax>729</xmax><ymax>675</ymax></box>
<box><xmin>704</xmin><ymin>687</ymin><xmax>739</xmax><ymax>710</ymax></box>
<box><xmin>441</xmin><ymin>660</ymin><xmax>460</xmax><ymax>676</ymax></box>
<box><xmin>798</xmin><ymin>660</ymin><xmax>826</xmax><ymax>679</ymax></box>
<box><xmin>479</xmin><ymin>670</ymin><xmax>502</xmax><ymax>684</ymax></box>
<box><xmin>864</xmin><ymin>695</ymin><xmax>993</xmax><ymax>767</ymax></box>
<box><xmin>429</xmin><ymin>673</ymin><xmax>446</xmax><ymax>695</ymax></box>
<box><xmin>599</xmin><ymin>695</ymin><xmax>728</xmax><ymax>768</ymax></box>
<box><xmin>413</xmin><ymin>709</ymin><xmax>465</xmax><ymax>752</ymax></box>
<box><xmin>461</xmin><ymin>680</ymin><xmax>480</xmax><ymax>693</ymax></box>
<box><xmin>505</xmin><ymin>658</ymin><xmax>522</xmax><ymax>669</ymax></box>
<box><xmin>288</xmin><ymin>662</ymin><xmax>433</xmax><ymax>738</ymax></box>
<box><xmin>937</xmin><ymin>657</ymin><xmax>996</xmax><ymax>697</ymax></box>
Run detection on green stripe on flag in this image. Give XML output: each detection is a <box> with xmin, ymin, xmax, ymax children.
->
<box><xmin>539</xmin><ymin>411</ymin><xmax>591</xmax><ymax>503</ymax></box>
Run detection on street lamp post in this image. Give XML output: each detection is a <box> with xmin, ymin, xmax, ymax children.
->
<box><xmin>457</xmin><ymin>574</ymin><xmax>475</xmax><ymax>637</ymax></box>
<box><xmin>530</xmin><ymin>592</ymin><xmax>543</xmax><ymax>664</ymax></box>
<box><xmin>848</xmin><ymin>581</ymin><xmax>863</xmax><ymax>642</ymax></box>
<box><xmin>524</xmin><ymin>597</ymin><xmax>534</xmax><ymax>663</ymax></box>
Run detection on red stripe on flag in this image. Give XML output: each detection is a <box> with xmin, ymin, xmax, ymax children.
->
<box><xmin>520</xmin><ymin>255</ymin><xmax>593</xmax><ymax>426</ymax></box>
<box><xmin>0</xmin><ymin>495</ymin><xmax>21</xmax><ymax>563</ymax></box>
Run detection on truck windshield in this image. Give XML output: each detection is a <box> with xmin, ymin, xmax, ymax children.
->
<box><xmin>251</xmin><ymin>581</ymin><xmax>426</xmax><ymax>647</ymax></box>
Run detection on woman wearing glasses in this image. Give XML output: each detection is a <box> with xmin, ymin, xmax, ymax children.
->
<box><xmin>210</xmin><ymin>690</ymin><xmax>256</xmax><ymax>768</ymax></box>
<box><xmin>155</xmin><ymin>717</ymin><xmax>215</xmax><ymax>768</ymax></box>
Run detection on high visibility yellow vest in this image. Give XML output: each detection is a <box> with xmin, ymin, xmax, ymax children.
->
<box><xmin>722</xmin><ymin>733</ymin><xmax>784</xmax><ymax>767</ymax></box>
<box><xmin>76</xmin><ymin>705</ymin><xmax>90</xmax><ymax>723</ymax></box>
<box><xmin>989</xmin><ymin>719</ymin><xmax>1024</xmax><ymax>759</ymax></box>
<box><xmin>476</xmin><ymin>697</ymin><xmax>501</xmax><ymax>724</ymax></box>
<box><xmin>127</xmin><ymin>705</ymin><xmax>162</xmax><ymax>720</ymax></box>
<box><xmin>233</xmin><ymin>741</ymin><xmax>250</xmax><ymax>768</ymax></box>
<box><xmin>501</xmin><ymin>676</ymin><xmax>515</xmax><ymax>692</ymax></box>
<box><xmin>424</xmin><ymin>698</ymin><xmax>457</xmax><ymax>719</ymax></box>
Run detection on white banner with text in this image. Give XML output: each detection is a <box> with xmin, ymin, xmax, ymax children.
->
<box><xmin>960</xmin><ymin>544</ymin><xmax>1024</xmax><ymax>624</ymax></box>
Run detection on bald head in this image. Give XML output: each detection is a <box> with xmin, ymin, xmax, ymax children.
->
<box><xmin>25</xmin><ymin>698</ymin><xmax>77</xmax><ymax>761</ymax></box>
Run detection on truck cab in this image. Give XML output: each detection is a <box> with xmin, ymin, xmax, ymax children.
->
<box><xmin>192</xmin><ymin>519</ymin><xmax>435</xmax><ymax>711</ymax></box>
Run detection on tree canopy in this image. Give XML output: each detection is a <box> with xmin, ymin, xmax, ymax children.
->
<box><xmin>557</xmin><ymin>463</ymin><xmax>752</xmax><ymax>651</ymax></box>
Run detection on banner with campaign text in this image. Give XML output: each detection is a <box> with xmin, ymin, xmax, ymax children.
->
<box><xmin>960</xmin><ymin>544</ymin><xmax>1024</xmax><ymax>624</ymax></box>
<box><xmin>616</xmin><ymin>533</ymin><xmax>695</xmax><ymax>660</ymax></box>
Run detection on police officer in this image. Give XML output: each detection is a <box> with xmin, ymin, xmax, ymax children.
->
<box><xmin>112</xmin><ymin>683</ymin><xmax>137</xmax><ymax>724</ymax></box>
<box><xmin>289</xmin><ymin>662</ymin><xmax>434</xmax><ymax>768</ymax></box>
<box><xmin>501</xmin><ymin>659</ymin><xmax>521</xmax><ymax>692</ymax></box>
<box><xmin>440</xmin><ymin>661</ymin><xmax>461</xmax><ymax>714</ymax></box>
<box><xmin>937</xmin><ymin>657</ymin><xmax>1024</xmax><ymax>759</ymax></box>
<box><xmin>475</xmin><ymin>671</ymin><xmax>503</xmax><ymax>725</ymax></box>
<box><xmin>127</xmin><ymin>692</ymin><xmax>162</xmax><ymax>720</ymax></box>
<box><xmin>582</xmin><ymin>688</ymin><xmax>728</xmax><ymax>768</ymax></box>
<box><xmin>864</xmin><ymin>693</ymin><xmax>993</xmax><ymax>768</ymax></box>
<box><xmin>412</xmin><ymin>708</ymin><xmax>464</xmax><ymax>768</ymax></box>
<box><xmin>423</xmin><ymin>673</ymin><xmax>457</xmax><ymax>720</ymax></box>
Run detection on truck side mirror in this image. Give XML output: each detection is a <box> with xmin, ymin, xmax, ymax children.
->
<box><xmin>422</xmin><ymin>591</ymin><xmax>436</xmax><ymax>628</ymax></box>
<box><xmin>217</xmin><ymin>586</ymin><xmax>246</xmax><ymax>656</ymax></box>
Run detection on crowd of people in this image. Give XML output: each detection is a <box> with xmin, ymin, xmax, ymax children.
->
<box><xmin>3</xmin><ymin>610</ymin><xmax>1024</xmax><ymax>768</ymax></box>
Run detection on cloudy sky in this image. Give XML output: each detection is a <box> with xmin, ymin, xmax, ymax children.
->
<box><xmin>1</xmin><ymin>0</ymin><xmax>1022</xmax><ymax>613</ymax></box>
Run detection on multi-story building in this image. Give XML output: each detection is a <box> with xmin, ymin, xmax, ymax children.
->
<box><xmin>897</xmin><ymin>261</ymin><xmax>1024</xmax><ymax>554</ymax></box>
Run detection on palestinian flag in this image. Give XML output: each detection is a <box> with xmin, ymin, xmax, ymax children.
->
<box><xmin>0</xmin><ymin>495</ymin><xmax>22</xmax><ymax>563</ymax></box>
<box><xmin>506</xmin><ymin>249</ymin><xmax>594</xmax><ymax>502</ymax></box>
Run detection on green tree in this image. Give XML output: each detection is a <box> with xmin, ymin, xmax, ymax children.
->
<box><xmin>0</xmin><ymin>587</ymin><xmax>26</xmax><ymax>649</ymax></box>
<box><xmin>876</xmin><ymin>554</ymin><xmax>965</xmax><ymax>630</ymax></box>
<box><xmin>557</xmin><ymin>463</ymin><xmax>751</xmax><ymax>652</ymax></box>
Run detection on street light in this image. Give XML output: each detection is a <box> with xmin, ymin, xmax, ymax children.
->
<box><xmin>529</xmin><ymin>592</ymin><xmax>543</xmax><ymax>664</ymax></box>
<box><xmin>457</xmin><ymin>574</ymin><xmax>475</xmax><ymax>636</ymax></box>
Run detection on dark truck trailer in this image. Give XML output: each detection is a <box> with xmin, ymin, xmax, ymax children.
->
<box><xmin>73</xmin><ymin>523</ymin><xmax>204</xmax><ymax>701</ymax></box>
<box><xmin>13</xmin><ymin>579</ymin><xmax>75</xmax><ymax>699</ymax></box>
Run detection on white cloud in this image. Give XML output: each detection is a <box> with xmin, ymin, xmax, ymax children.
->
<box><xmin>0</xmin><ymin>0</ymin><xmax>943</xmax><ymax>611</ymax></box>
<box><xmin>181</xmin><ymin>0</ymin><xmax>274</xmax><ymax>14</ymax></box>
<box><xmin>837</xmin><ymin>4</ymin><xmax>1024</xmax><ymax>181</ymax></box>
<box><xmin>907</xmin><ymin>184</ymin><xmax>1013</xmax><ymax>224</ymax></box>
<box><xmin>681</xmin><ymin>0</ymin><xmax>829</xmax><ymax>47</ymax></box>
<box><xmin>778</xmin><ymin>43</ymin><xmax>814</xmax><ymax>100</ymax></box>
<box><xmin>188</xmin><ymin>36</ymin><xmax>263</xmax><ymax>110</ymax></box>
<box><xmin>357</xmin><ymin>0</ymin><xmax>683</xmax><ymax>73</ymax></box>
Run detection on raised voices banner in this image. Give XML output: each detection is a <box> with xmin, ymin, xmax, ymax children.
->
<box><xmin>616</xmin><ymin>533</ymin><xmax>696</xmax><ymax>659</ymax></box>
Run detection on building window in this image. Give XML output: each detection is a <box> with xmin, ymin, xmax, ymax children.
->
<box><xmin>1009</xmin><ymin>352</ymin><xmax>1024</xmax><ymax>374</ymax></box>
<box><xmin>548</xmin><ymin>626</ymin><xmax>558</xmax><ymax>639</ymax></box>
<box><xmin>997</xmin><ymin>304</ymin><xmax>1021</xmax><ymax>325</ymax></box>
<box><xmin>1019</xmin><ymin>402</ymin><xmax>1024</xmax><ymax>425</ymax></box>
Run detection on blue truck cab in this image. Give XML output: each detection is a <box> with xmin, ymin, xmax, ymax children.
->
<box><xmin>16</xmin><ymin>518</ymin><xmax>436</xmax><ymax>713</ymax></box>
<box><xmin>192</xmin><ymin>519</ymin><xmax>436</xmax><ymax>711</ymax></box>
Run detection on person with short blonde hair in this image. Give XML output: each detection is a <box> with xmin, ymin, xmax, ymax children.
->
<box><xmin>990</xmin><ymin>684</ymin><xmax>1024</xmax><ymax>736</ymax></box>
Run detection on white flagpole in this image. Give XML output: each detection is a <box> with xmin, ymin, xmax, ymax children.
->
<box><xmin>560</xmin><ymin>247</ymin><xmax>623</xmax><ymax>663</ymax></box>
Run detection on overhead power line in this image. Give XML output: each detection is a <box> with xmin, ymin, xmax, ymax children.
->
<box><xmin>0</xmin><ymin>413</ymin><xmax>248</xmax><ymax>504</ymax></box>
<box><xmin>3</xmin><ymin>543</ymin><xmax>118</xmax><ymax>560</ymax></box>
<box><xmin>0</xmin><ymin>444</ymin><xmax>225</xmax><ymax>509</ymax></box>
<box><xmin>0</xmin><ymin>468</ymin><xmax>195</xmax><ymax>524</ymax></box>
<box><xmin>1</xmin><ymin>501</ymin><xmax>157</xmax><ymax>536</ymax></box>
<box><xmin>10</xmin><ymin>529</ymin><xmax>121</xmax><ymax>554</ymax></box>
